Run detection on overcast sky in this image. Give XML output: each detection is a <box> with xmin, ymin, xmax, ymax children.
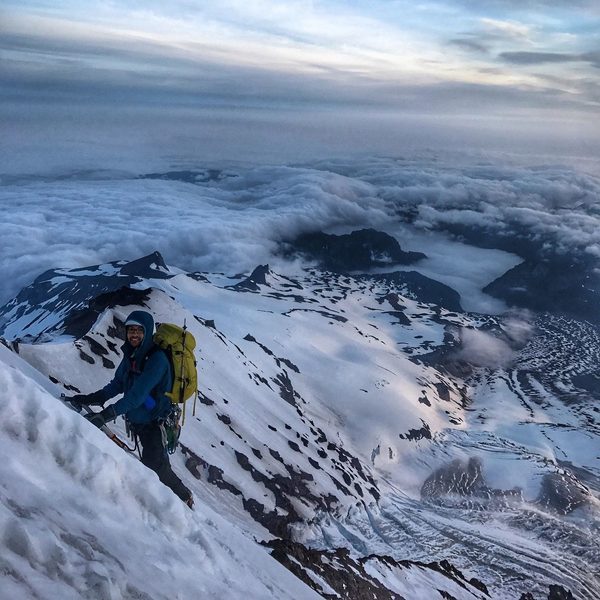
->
<box><xmin>1</xmin><ymin>1</ymin><xmax>599</xmax><ymax>173</ymax></box>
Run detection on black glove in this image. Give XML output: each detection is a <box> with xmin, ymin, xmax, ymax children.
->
<box><xmin>85</xmin><ymin>406</ymin><xmax>117</xmax><ymax>429</ymax></box>
<box><xmin>68</xmin><ymin>391</ymin><xmax>105</xmax><ymax>407</ymax></box>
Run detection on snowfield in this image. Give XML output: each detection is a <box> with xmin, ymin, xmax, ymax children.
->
<box><xmin>0</xmin><ymin>344</ymin><xmax>322</xmax><ymax>600</ymax></box>
<box><xmin>0</xmin><ymin>242</ymin><xmax>598</xmax><ymax>599</ymax></box>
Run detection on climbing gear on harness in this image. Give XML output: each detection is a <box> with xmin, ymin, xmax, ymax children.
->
<box><xmin>159</xmin><ymin>404</ymin><xmax>182</xmax><ymax>454</ymax></box>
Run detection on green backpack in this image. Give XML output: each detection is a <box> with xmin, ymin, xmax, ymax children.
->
<box><xmin>153</xmin><ymin>322</ymin><xmax>198</xmax><ymax>425</ymax></box>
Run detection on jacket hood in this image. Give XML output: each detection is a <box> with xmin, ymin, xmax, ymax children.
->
<box><xmin>124</xmin><ymin>310</ymin><xmax>155</xmax><ymax>358</ymax></box>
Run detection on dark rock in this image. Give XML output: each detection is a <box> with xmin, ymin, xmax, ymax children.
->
<box><xmin>197</xmin><ymin>391</ymin><xmax>215</xmax><ymax>406</ymax></box>
<box><xmin>307</xmin><ymin>457</ymin><xmax>320</xmax><ymax>469</ymax></box>
<box><xmin>64</xmin><ymin>287</ymin><xmax>151</xmax><ymax>338</ymax></box>
<box><xmin>289</xmin><ymin>229</ymin><xmax>425</xmax><ymax>273</ymax></box>
<box><xmin>184</xmin><ymin>450</ymin><xmax>243</xmax><ymax>496</ymax></box>
<box><xmin>422</xmin><ymin>457</ymin><xmax>484</xmax><ymax>498</ymax></box>
<box><xmin>418</xmin><ymin>393</ymin><xmax>431</xmax><ymax>406</ymax></box>
<box><xmin>484</xmin><ymin>255</ymin><xmax>600</xmax><ymax>324</ymax></box>
<box><xmin>536</xmin><ymin>471</ymin><xmax>590</xmax><ymax>514</ymax></box>
<box><xmin>179</xmin><ymin>444</ymin><xmax>206</xmax><ymax>480</ymax></box>
<box><xmin>82</xmin><ymin>335</ymin><xmax>115</xmax><ymax>369</ymax></box>
<box><xmin>425</xmin><ymin>559</ymin><xmax>488</xmax><ymax>595</ymax></box>
<box><xmin>231</xmin><ymin>450</ymin><xmax>329</xmax><ymax>536</ymax></box>
<box><xmin>367</xmin><ymin>271</ymin><xmax>462</xmax><ymax>312</ymax></box>
<box><xmin>91</xmin><ymin>286</ymin><xmax>151</xmax><ymax>312</ymax></box>
<box><xmin>399</xmin><ymin>420</ymin><xmax>431</xmax><ymax>441</ymax></box>
<box><xmin>422</xmin><ymin>457</ymin><xmax>524</xmax><ymax>507</ymax></box>
<box><xmin>329</xmin><ymin>474</ymin><xmax>352</xmax><ymax>496</ymax></box>
<box><xmin>269</xmin><ymin>448</ymin><xmax>284</xmax><ymax>463</ymax></box>
<box><xmin>101</xmin><ymin>357</ymin><xmax>115</xmax><ymax>369</ymax></box>
<box><xmin>188</xmin><ymin>272</ymin><xmax>209</xmax><ymax>283</ymax></box>
<box><xmin>265</xmin><ymin>539</ymin><xmax>490</xmax><ymax>600</ymax></box>
<box><xmin>273</xmin><ymin>371</ymin><xmax>298</xmax><ymax>406</ymax></box>
<box><xmin>434</xmin><ymin>382</ymin><xmax>451</xmax><ymax>401</ymax></box>
<box><xmin>284</xmin><ymin>308</ymin><xmax>348</xmax><ymax>323</ymax></box>
<box><xmin>288</xmin><ymin>441</ymin><xmax>301</xmax><ymax>452</ymax></box>
<box><xmin>78</xmin><ymin>349</ymin><xmax>94</xmax><ymax>365</ymax></box>
<box><xmin>231</xmin><ymin>265</ymin><xmax>271</xmax><ymax>292</ymax></box>
<box><xmin>521</xmin><ymin>585</ymin><xmax>576</xmax><ymax>600</ymax></box>
<box><xmin>0</xmin><ymin>338</ymin><xmax>14</xmax><ymax>352</ymax></box>
<box><xmin>244</xmin><ymin>334</ymin><xmax>300</xmax><ymax>373</ymax></box>
<box><xmin>119</xmin><ymin>251</ymin><xmax>170</xmax><ymax>278</ymax></box>
<box><xmin>107</xmin><ymin>316</ymin><xmax>126</xmax><ymax>341</ymax></box>
<box><xmin>265</xmin><ymin>540</ymin><xmax>406</xmax><ymax>600</ymax></box>
<box><xmin>380</xmin><ymin>292</ymin><xmax>406</xmax><ymax>311</ymax></box>
<box><xmin>548</xmin><ymin>584</ymin><xmax>575</xmax><ymax>600</ymax></box>
<box><xmin>385</xmin><ymin>311</ymin><xmax>411</xmax><ymax>326</ymax></box>
<box><xmin>83</xmin><ymin>335</ymin><xmax>108</xmax><ymax>357</ymax></box>
<box><xmin>139</xmin><ymin>169</ymin><xmax>226</xmax><ymax>184</ymax></box>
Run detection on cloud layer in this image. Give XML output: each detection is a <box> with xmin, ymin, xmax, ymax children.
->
<box><xmin>314</xmin><ymin>157</ymin><xmax>600</xmax><ymax>258</ymax></box>
<box><xmin>2</xmin><ymin>158</ymin><xmax>599</xmax><ymax>313</ymax></box>
<box><xmin>0</xmin><ymin>166</ymin><xmax>387</xmax><ymax>304</ymax></box>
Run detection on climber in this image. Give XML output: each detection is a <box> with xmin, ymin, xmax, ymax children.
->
<box><xmin>68</xmin><ymin>310</ymin><xmax>194</xmax><ymax>508</ymax></box>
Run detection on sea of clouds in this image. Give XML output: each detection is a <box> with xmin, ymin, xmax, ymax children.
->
<box><xmin>314</xmin><ymin>157</ymin><xmax>600</xmax><ymax>257</ymax></box>
<box><xmin>2</xmin><ymin>157</ymin><xmax>599</xmax><ymax>311</ymax></box>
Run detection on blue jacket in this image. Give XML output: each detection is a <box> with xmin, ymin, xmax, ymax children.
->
<box><xmin>99</xmin><ymin>310</ymin><xmax>173</xmax><ymax>425</ymax></box>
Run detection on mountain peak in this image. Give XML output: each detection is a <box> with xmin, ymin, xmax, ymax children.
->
<box><xmin>0</xmin><ymin>252</ymin><xmax>171</xmax><ymax>342</ymax></box>
<box><xmin>232</xmin><ymin>264</ymin><xmax>272</xmax><ymax>291</ymax></box>
<box><xmin>119</xmin><ymin>251</ymin><xmax>170</xmax><ymax>278</ymax></box>
<box><xmin>288</xmin><ymin>228</ymin><xmax>426</xmax><ymax>273</ymax></box>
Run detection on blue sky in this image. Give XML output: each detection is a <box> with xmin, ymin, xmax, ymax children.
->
<box><xmin>1</xmin><ymin>0</ymin><xmax>598</xmax><ymax>172</ymax></box>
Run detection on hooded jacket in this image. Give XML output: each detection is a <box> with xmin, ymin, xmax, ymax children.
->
<box><xmin>98</xmin><ymin>310</ymin><xmax>173</xmax><ymax>425</ymax></box>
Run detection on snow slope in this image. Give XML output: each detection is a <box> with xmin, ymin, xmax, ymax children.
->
<box><xmin>1</xmin><ymin>250</ymin><xmax>598</xmax><ymax>599</ymax></box>
<box><xmin>0</xmin><ymin>344</ymin><xmax>321</xmax><ymax>600</ymax></box>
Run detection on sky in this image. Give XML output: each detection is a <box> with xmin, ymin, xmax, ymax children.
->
<box><xmin>1</xmin><ymin>0</ymin><xmax>599</xmax><ymax>173</ymax></box>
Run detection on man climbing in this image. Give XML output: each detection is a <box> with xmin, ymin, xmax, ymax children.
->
<box><xmin>68</xmin><ymin>310</ymin><xmax>194</xmax><ymax>508</ymax></box>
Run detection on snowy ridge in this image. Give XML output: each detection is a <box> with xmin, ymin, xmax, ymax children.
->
<box><xmin>0</xmin><ymin>252</ymin><xmax>171</xmax><ymax>342</ymax></box>
<box><xmin>1</xmin><ymin>251</ymin><xmax>598</xmax><ymax>599</ymax></box>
